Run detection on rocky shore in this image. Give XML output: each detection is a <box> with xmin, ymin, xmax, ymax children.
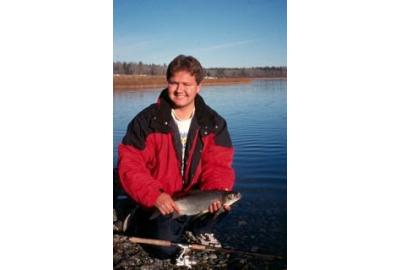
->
<box><xmin>113</xmin><ymin>201</ymin><xmax>286</xmax><ymax>270</ymax></box>
<box><xmin>113</xmin><ymin>233</ymin><xmax>286</xmax><ymax>270</ymax></box>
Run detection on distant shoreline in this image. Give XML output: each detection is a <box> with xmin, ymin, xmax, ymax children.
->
<box><xmin>113</xmin><ymin>75</ymin><xmax>286</xmax><ymax>90</ymax></box>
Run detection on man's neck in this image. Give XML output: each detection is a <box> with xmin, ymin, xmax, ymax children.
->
<box><xmin>172</xmin><ymin>106</ymin><xmax>195</xmax><ymax>120</ymax></box>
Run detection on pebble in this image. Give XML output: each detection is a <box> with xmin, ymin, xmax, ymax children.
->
<box><xmin>113</xmin><ymin>209</ymin><xmax>118</xmax><ymax>222</ymax></box>
<box><xmin>209</xmin><ymin>253</ymin><xmax>218</xmax><ymax>260</ymax></box>
<box><xmin>238</xmin><ymin>220</ymin><xmax>247</xmax><ymax>226</ymax></box>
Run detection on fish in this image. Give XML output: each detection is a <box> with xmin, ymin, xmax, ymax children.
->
<box><xmin>150</xmin><ymin>190</ymin><xmax>241</xmax><ymax>220</ymax></box>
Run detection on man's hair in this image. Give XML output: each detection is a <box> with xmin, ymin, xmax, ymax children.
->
<box><xmin>166</xmin><ymin>55</ymin><xmax>205</xmax><ymax>85</ymax></box>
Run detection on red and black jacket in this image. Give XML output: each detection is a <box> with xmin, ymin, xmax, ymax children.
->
<box><xmin>118</xmin><ymin>89</ymin><xmax>235</xmax><ymax>208</ymax></box>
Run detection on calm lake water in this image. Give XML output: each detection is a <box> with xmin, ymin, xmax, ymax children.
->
<box><xmin>113</xmin><ymin>79</ymin><xmax>287</xmax><ymax>256</ymax></box>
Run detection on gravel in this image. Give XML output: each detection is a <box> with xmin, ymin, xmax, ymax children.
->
<box><xmin>113</xmin><ymin>234</ymin><xmax>286</xmax><ymax>270</ymax></box>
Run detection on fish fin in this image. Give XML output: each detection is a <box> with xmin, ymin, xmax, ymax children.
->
<box><xmin>150</xmin><ymin>210</ymin><xmax>182</xmax><ymax>220</ymax></box>
<box><xmin>171</xmin><ymin>211</ymin><xmax>180</xmax><ymax>219</ymax></box>
<box><xmin>149</xmin><ymin>211</ymin><xmax>160</xmax><ymax>220</ymax></box>
<box><xmin>191</xmin><ymin>212</ymin><xmax>206</xmax><ymax>221</ymax></box>
<box><xmin>212</xmin><ymin>208</ymin><xmax>225</xmax><ymax>220</ymax></box>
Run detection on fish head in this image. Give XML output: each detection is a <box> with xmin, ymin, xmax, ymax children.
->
<box><xmin>222</xmin><ymin>191</ymin><xmax>242</xmax><ymax>206</ymax></box>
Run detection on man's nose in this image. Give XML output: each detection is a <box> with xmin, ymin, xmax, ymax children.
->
<box><xmin>176</xmin><ymin>84</ymin><xmax>185</xmax><ymax>91</ymax></box>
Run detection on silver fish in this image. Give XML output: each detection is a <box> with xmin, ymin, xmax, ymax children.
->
<box><xmin>150</xmin><ymin>190</ymin><xmax>241</xmax><ymax>219</ymax></box>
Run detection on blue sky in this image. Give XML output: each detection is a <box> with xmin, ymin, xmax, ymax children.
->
<box><xmin>114</xmin><ymin>0</ymin><xmax>286</xmax><ymax>68</ymax></box>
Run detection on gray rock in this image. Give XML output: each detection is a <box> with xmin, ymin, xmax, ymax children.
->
<box><xmin>238</xmin><ymin>220</ymin><xmax>247</xmax><ymax>226</ymax></box>
<box><xmin>251</xmin><ymin>246</ymin><xmax>259</xmax><ymax>252</ymax></box>
<box><xmin>209</xmin><ymin>253</ymin><xmax>218</xmax><ymax>260</ymax></box>
<box><xmin>113</xmin><ymin>209</ymin><xmax>118</xmax><ymax>222</ymax></box>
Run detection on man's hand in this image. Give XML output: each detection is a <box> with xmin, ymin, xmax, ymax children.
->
<box><xmin>208</xmin><ymin>188</ymin><xmax>232</xmax><ymax>213</ymax></box>
<box><xmin>154</xmin><ymin>193</ymin><xmax>180</xmax><ymax>216</ymax></box>
<box><xmin>208</xmin><ymin>200</ymin><xmax>231</xmax><ymax>213</ymax></box>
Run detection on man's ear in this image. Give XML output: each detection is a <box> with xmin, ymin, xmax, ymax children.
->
<box><xmin>196</xmin><ymin>83</ymin><xmax>202</xmax><ymax>94</ymax></box>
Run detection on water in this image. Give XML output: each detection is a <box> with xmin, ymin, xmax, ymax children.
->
<box><xmin>113</xmin><ymin>79</ymin><xmax>287</xmax><ymax>256</ymax></box>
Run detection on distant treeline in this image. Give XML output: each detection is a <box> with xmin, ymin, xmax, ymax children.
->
<box><xmin>113</xmin><ymin>62</ymin><xmax>286</xmax><ymax>78</ymax></box>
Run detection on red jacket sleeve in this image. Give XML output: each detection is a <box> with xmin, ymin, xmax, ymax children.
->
<box><xmin>200</xmin><ymin>119</ymin><xmax>235</xmax><ymax>191</ymax></box>
<box><xmin>118</xmin><ymin>142</ymin><xmax>162</xmax><ymax>208</ymax></box>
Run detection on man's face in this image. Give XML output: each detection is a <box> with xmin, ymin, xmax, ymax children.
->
<box><xmin>167</xmin><ymin>70</ymin><xmax>201</xmax><ymax>110</ymax></box>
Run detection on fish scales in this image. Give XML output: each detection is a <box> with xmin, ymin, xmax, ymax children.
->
<box><xmin>149</xmin><ymin>190</ymin><xmax>241</xmax><ymax>219</ymax></box>
<box><xmin>176</xmin><ymin>191</ymin><xmax>226</xmax><ymax>216</ymax></box>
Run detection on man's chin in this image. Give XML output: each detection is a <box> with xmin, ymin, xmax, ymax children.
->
<box><xmin>172</xmin><ymin>100</ymin><xmax>188</xmax><ymax>108</ymax></box>
<box><xmin>173</xmin><ymin>104</ymin><xmax>187</xmax><ymax>109</ymax></box>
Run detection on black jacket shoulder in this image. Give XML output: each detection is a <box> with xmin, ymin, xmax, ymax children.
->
<box><xmin>198</xmin><ymin>105</ymin><xmax>232</xmax><ymax>148</ymax></box>
<box><xmin>122</xmin><ymin>104</ymin><xmax>159</xmax><ymax>150</ymax></box>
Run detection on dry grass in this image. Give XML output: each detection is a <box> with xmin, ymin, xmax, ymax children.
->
<box><xmin>113</xmin><ymin>75</ymin><xmax>253</xmax><ymax>90</ymax></box>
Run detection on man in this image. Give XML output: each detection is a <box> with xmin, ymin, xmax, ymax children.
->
<box><xmin>118</xmin><ymin>55</ymin><xmax>235</xmax><ymax>259</ymax></box>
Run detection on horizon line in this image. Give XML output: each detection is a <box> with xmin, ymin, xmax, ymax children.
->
<box><xmin>113</xmin><ymin>61</ymin><xmax>287</xmax><ymax>69</ymax></box>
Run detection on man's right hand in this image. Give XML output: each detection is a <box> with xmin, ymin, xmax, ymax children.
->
<box><xmin>154</xmin><ymin>193</ymin><xmax>180</xmax><ymax>216</ymax></box>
